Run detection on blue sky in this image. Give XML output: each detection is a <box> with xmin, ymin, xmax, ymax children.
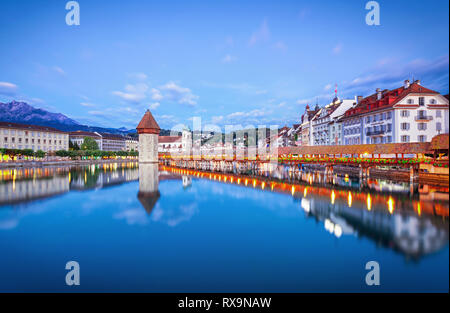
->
<box><xmin>0</xmin><ymin>0</ymin><xmax>448</xmax><ymax>130</ymax></box>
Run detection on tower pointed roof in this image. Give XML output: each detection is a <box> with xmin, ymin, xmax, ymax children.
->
<box><xmin>136</xmin><ymin>109</ymin><xmax>160</xmax><ymax>134</ymax></box>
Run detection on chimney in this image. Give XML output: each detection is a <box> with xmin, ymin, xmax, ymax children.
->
<box><xmin>404</xmin><ymin>79</ymin><xmax>410</xmax><ymax>89</ymax></box>
<box><xmin>376</xmin><ymin>88</ymin><xmax>382</xmax><ymax>100</ymax></box>
<box><xmin>414</xmin><ymin>79</ymin><xmax>421</xmax><ymax>86</ymax></box>
<box><xmin>357</xmin><ymin>95</ymin><xmax>363</xmax><ymax>104</ymax></box>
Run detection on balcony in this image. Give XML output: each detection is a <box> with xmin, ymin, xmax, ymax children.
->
<box><xmin>366</xmin><ymin>130</ymin><xmax>385</xmax><ymax>136</ymax></box>
<box><xmin>415</xmin><ymin>115</ymin><xmax>433</xmax><ymax>121</ymax></box>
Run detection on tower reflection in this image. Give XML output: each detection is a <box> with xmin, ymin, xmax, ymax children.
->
<box><xmin>137</xmin><ymin>163</ymin><xmax>160</xmax><ymax>214</ymax></box>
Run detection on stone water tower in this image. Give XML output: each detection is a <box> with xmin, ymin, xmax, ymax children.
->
<box><xmin>136</xmin><ymin>109</ymin><xmax>160</xmax><ymax>163</ymax></box>
<box><xmin>136</xmin><ymin>110</ymin><xmax>161</xmax><ymax>214</ymax></box>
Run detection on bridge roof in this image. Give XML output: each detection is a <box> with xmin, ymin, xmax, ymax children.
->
<box><xmin>279</xmin><ymin>142</ymin><xmax>431</xmax><ymax>155</ymax></box>
<box><xmin>430</xmin><ymin>134</ymin><xmax>449</xmax><ymax>151</ymax></box>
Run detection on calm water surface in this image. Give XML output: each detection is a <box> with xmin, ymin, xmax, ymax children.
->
<box><xmin>0</xmin><ymin>162</ymin><xmax>448</xmax><ymax>292</ymax></box>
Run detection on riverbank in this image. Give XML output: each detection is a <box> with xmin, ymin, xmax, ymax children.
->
<box><xmin>0</xmin><ymin>158</ymin><xmax>138</xmax><ymax>169</ymax></box>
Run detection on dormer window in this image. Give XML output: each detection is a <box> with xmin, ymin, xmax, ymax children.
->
<box><xmin>419</xmin><ymin>97</ymin><xmax>425</xmax><ymax>106</ymax></box>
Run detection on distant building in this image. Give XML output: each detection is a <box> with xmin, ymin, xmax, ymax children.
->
<box><xmin>0</xmin><ymin>121</ymin><xmax>69</xmax><ymax>152</ymax></box>
<box><xmin>311</xmin><ymin>97</ymin><xmax>355</xmax><ymax>146</ymax></box>
<box><xmin>69</xmin><ymin>131</ymin><xmax>102</xmax><ymax>150</ymax></box>
<box><xmin>99</xmin><ymin>133</ymin><xmax>126</xmax><ymax>151</ymax></box>
<box><xmin>125</xmin><ymin>136</ymin><xmax>139</xmax><ymax>152</ymax></box>
<box><xmin>158</xmin><ymin>136</ymin><xmax>182</xmax><ymax>153</ymax></box>
<box><xmin>299</xmin><ymin>104</ymin><xmax>320</xmax><ymax>146</ymax></box>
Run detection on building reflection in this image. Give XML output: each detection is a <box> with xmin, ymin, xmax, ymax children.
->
<box><xmin>137</xmin><ymin>163</ymin><xmax>160</xmax><ymax>214</ymax></box>
<box><xmin>0</xmin><ymin>162</ymin><xmax>139</xmax><ymax>205</ymax></box>
<box><xmin>162</xmin><ymin>166</ymin><xmax>449</xmax><ymax>260</ymax></box>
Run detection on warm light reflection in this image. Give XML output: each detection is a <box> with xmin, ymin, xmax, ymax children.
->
<box><xmin>303</xmin><ymin>187</ymin><xmax>308</xmax><ymax>197</ymax></box>
<box><xmin>291</xmin><ymin>186</ymin><xmax>295</xmax><ymax>196</ymax></box>
<box><xmin>331</xmin><ymin>190</ymin><xmax>336</xmax><ymax>205</ymax></box>
<box><xmin>417</xmin><ymin>202</ymin><xmax>421</xmax><ymax>216</ymax></box>
<box><xmin>348</xmin><ymin>192</ymin><xmax>352</xmax><ymax>207</ymax></box>
<box><xmin>367</xmin><ymin>194</ymin><xmax>372</xmax><ymax>211</ymax></box>
<box><xmin>388</xmin><ymin>197</ymin><xmax>395</xmax><ymax>214</ymax></box>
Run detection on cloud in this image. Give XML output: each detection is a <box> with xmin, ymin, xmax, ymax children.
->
<box><xmin>222</xmin><ymin>54</ymin><xmax>237</xmax><ymax>63</ymax></box>
<box><xmin>128</xmin><ymin>72</ymin><xmax>148</xmax><ymax>80</ymax></box>
<box><xmin>273</xmin><ymin>41</ymin><xmax>287</xmax><ymax>51</ymax></box>
<box><xmin>0</xmin><ymin>81</ymin><xmax>18</xmax><ymax>96</ymax></box>
<box><xmin>202</xmin><ymin>81</ymin><xmax>267</xmax><ymax>95</ymax></box>
<box><xmin>112</xmin><ymin>83</ymin><xmax>149</xmax><ymax>104</ymax></box>
<box><xmin>149</xmin><ymin>102</ymin><xmax>160</xmax><ymax>110</ymax></box>
<box><xmin>80</xmin><ymin>102</ymin><xmax>95</xmax><ymax>107</ymax></box>
<box><xmin>150</xmin><ymin>88</ymin><xmax>163</xmax><ymax>101</ymax></box>
<box><xmin>249</xmin><ymin>19</ymin><xmax>270</xmax><ymax>46</ymax></box>
<box><xmin>159</xmin><ymin>81</ymin><xmax>198</xmax><ymax>106</ymax></box>
<box><xmin>332</xmin><ymin>43</ymin><xmax>343</xmax><ymax>54</ymax></box>
<box><xmin>324</xmin><ymin>84</ymin><xmax>332</xmax><ymax>91</ymax></box>
<box><xmin>344</xmin><ymin>54</ymin><xmax>449</xmax><ymax>94</ymax></box>
<box><xmin>52</xmin><ymin>66</ymin><xmax>66</xmax><ymax>76</ymax></box>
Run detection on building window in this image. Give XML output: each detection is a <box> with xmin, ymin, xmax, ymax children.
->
<box><xmin>401</xmin><ymin>110</ymin><xmax>409</xmax><ymax>117</ymax></box>
<box><xmin>407</xmin><ymin>99</ymin><xmax>414</xmax><ymax>104</ymax></box>
<box><xmin>366</xmin><ymin>116</ymin><xmax>371</xmax><ymax>123</ymax></box>
<box><xmin>418</xmin><ymin>123</ymin><xmax>427</xmax><ymax>131</ymax></box>
<box><xmin>401</xmin><ymin>123</ymin><xmax>410</xmax><ymax>130</ymax></box>
<box><xmin>387</xmin><ymin>136</ymin><xmax>392</xmax><ymax>143</ymax></box>
<box><xmin>387</xmin><ymin>112</ymin><xmax>392</xmax><ymax>119</ymax></box>
<box><xmin>387</xmin><ymin>123</ymin><xmax>392</xmax><ymax>132</ymax></box>
<box><xmin>418</xmin><ymin>135</ymin><xmax>427</xmax><ymax>142</ymax></box>
<box><xmin>419</xmin><ymin>97</ymin><xmax>425</xmax><ymax>106</ymax></box>
<box><xmin>436</xmin><ymin>110</ymin><xmax>442</xmax><ymax>118</ymax></box>
<box><xmin>437</xmin><ymin>122</ymin><xmax>442</xmax><ymax>132</ymax></box>
<box><xmin>430</xmin><ymin>99</ymin><xmax>436</xmax><ymax>104</ymax></box>
<box><xmin>401</xmin><ymin>135</ymin><xmax>410</xmax><ymax>143</ymax></box>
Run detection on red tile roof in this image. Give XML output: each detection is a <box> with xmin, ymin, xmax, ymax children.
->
<box><xmin>137</xmin><ymin>110</ymin><xmax>160</xmax><ymax>134</ymax></box>
<box><xmin>159</xmin><ymin>136</ymin><xmax>181</xmax><ymax>143</ymax></box>
<box><xmin>344</xmin><ymin>82</ymin><xmax>439</xmax><ymax>118</ymax></box>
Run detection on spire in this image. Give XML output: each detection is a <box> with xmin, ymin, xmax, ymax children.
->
<box><xmin>136</xmin><ymin>109</ymin><xmax>160</xmax><ymax>134</ymax></box>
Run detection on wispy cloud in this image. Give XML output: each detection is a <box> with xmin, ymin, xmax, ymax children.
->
<box><xmin>249</xmin><ymin>19</ymin><xmax>270</xmax><ymax>46</ymax></box>
<box><xmin>80</xmin><ymin>102</ymin><xmax>95</xmax><ymax>107</ymax></box>
<box><xmin>221</xmin><ymin>54</ymin><xmax>237</xmax><ymax>63</ymax></box>
<box><xmin>332</xmin><ymin>43</ymin><xmax>343</xmax><ymax>54</ymax></box>
<box><xmin>112</xmin><ymin>83</ymin><xmax>149</xmax><ymax>104</ymax></box>
<box><xmin>128</xmin><ymin>72</ymin><xmax>148</xmax><ymax>80</ymax></box>
<box><xmin>0</xmin><ymin>82</ymin><xmax>18</xmax><ymax>96</ymax></box>
<box><xmin>52</xmin><ymin>66</ymin><xmax>66</xmax><ymax>76</ymax></box>
<box><xmin>159</xmin><ymin>81</ymin><xmax>198</xmax><ymax>106</ymax></box>
<box><xmin>273</xmin><ymin>41</ymin><xmax>287</xmax><ymax>52</ymax></box>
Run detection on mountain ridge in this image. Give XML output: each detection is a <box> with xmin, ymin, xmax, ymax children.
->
<box><xmin>0</xmin><ymin>100</ymin><xmax>137</xmax><ymax>135</ymax></box>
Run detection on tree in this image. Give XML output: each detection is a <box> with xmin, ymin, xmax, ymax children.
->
<box><xmin>69</xmin><ymin>140</ymin><xmax>80</xmax><ymax>151</ymax></box>
<box><xmin>81</xmin><ymin>137</ymin><xmax>99</xmax><ymax>150</ymax></box>
<box><xmin>34</xmin><ymin>150</ymin><xmax>46</xmax><ymax>158</ymax></box>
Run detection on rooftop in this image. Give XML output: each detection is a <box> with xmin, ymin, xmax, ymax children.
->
<box><xmin>137</xmin><ymin>110</ymin><xmax>160</xmax><ymax>134</ymax></box>
<box><xmin>0</xmin><ymin>121</ymin><xmax>67</xmax><ymax>133</ymax></box>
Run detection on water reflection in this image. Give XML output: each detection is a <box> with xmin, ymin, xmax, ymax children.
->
<box><xmin>0</xmin><ymin>162</ymin><xmax>139</xmax><ymax>205</ymax></box>
<box><xmin>0</xmin><ymin>163</ymin><xmax>448</xmax><ymax>262</ymax></box>
<box><xmin>137</xmin><ymin>163</ymin><xmax>160</xmax><ymax>214</ymax></box>
<box><xmin>161</xmin><ymin>166</ymin><xmax>449</xmax><ymax>261</ymax></box>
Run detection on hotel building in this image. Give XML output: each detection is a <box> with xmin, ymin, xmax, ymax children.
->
<box><xmin>0</xmin><ymin>121</ymin><xmax>69</xmax><ymax>152</ymax></box>
<box><xmin>342</xmin><ymin>80</ymin><xmax>449</xmax><ymax>144</ymax></box>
